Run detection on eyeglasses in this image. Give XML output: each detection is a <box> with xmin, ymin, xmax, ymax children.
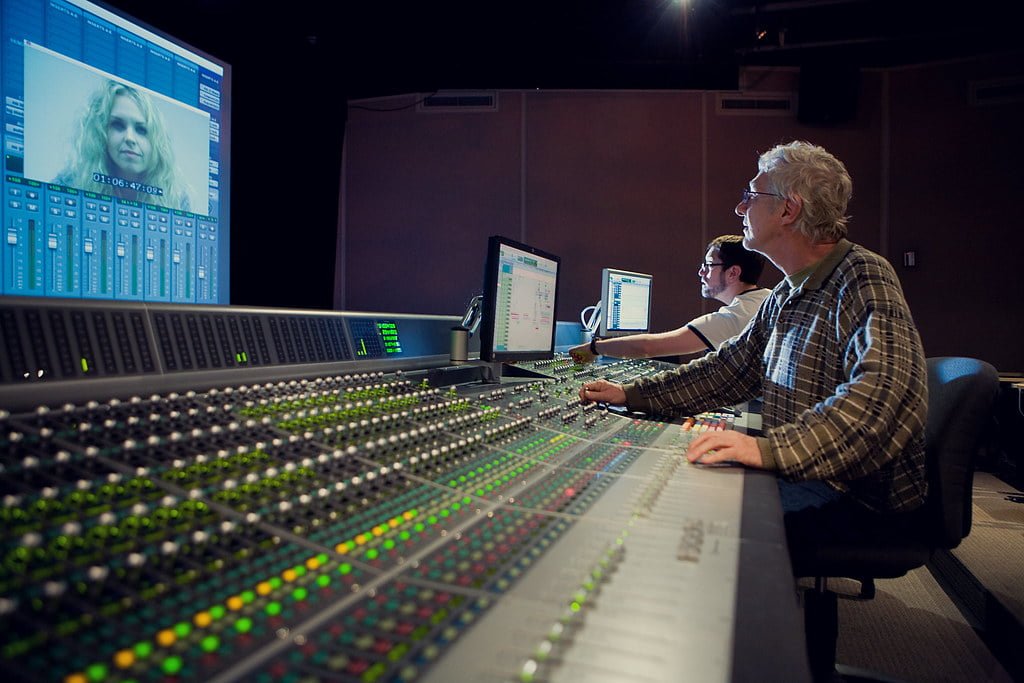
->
<box><xmin>740</xmin><ymin>189</ymin><xmax>784</xmax><ymax>203</ymax></box>
<box><xmin>698</xmin><ymin>262</ymin><xmax>727</xmax><ymax>273</ymax></box>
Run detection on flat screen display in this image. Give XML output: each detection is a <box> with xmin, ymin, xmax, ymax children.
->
<box><xmin>479</xmin><ymin>235</ymin><xmax>560</xmax><ymax>363</ymax></box>
<box><xmin>1</xmin><ymin>0</ymin><xmax>231</xmax><ymax>303</ymax></box>
<box><xmin>597</xmin><ymin>267</ymin><xmax>653</xmax><ymax>338</ymax></box>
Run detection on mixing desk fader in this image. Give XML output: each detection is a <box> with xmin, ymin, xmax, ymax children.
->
<box><xmin>0</xmin><ymin>299</ymin><xmax>808</xmax><ymax>683</ymax></box>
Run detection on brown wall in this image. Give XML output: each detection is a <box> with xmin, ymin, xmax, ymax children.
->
<box><xmin>887</xmin><ymin>54</ymin><xmax>1024</xmax><ymax>369</ymax></box>
<box><xmin>523</xmin><ymin>91</ymin><xmax>704</xmax><ymax>336</ymax></box>
<box><xmin>341</xmin><ymin>53</ymin><xmax>1023</xmax><ymax>371</ymax></box>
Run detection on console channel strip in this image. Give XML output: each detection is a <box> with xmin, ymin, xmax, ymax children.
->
<box><xmin>0</xmin><ymin>361</ymin><xmax>754</xmax><ymax>683</ymax></box>
<box><xmin>514</xmin><ymin>354</ymin><xmax>676</xmax><ymax>386</ymax></box>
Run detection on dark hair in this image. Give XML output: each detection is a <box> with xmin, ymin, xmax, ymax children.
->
<box><xmin>708</xmin><ymin>234</ymin><xmax>765</xmax><ymax>285</ymax></box>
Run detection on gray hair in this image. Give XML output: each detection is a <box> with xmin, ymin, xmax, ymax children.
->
<box><xmin>758</xmin><ymin>141</ymin><xmax>852</xmax><ymax>243</ymax></box>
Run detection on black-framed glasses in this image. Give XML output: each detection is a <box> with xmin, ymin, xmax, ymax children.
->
<box><xmin>698</xmin><ymin>262</ymin><xmax>727</xmax><ymax>273</ymax></box>
<box><xmin>740</xmin><ymin>189</ymin><xmax>783</xmax><ymax>203</ymax></box>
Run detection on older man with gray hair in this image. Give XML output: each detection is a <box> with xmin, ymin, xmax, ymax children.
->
<box><xmin>578</xmin><ymin>141</ymin><xmax>928</xmax><ymax>545</ymax></box>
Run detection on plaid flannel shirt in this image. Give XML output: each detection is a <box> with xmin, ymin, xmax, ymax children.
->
<box><xmin>623</xmin><ymin>240</ymin><xmax>928</xmax><ymax>513</ymax></box>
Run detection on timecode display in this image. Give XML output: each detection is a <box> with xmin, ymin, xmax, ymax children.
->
<box><xmin>92</xmin><ymin>172</ymin><xmax>164</xmax><ymax>197</ymax></box>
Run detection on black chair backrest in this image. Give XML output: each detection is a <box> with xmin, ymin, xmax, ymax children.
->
<box><xmin>925</xmin><ymin>356</ymin><xmax>999</xmax><ymax>549</ymax></box>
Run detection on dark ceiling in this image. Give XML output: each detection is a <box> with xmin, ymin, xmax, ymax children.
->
<box><xmin>107</xmin><ymin>0</ymin><xmax>1023</xmax><ymax>99</ymax></box>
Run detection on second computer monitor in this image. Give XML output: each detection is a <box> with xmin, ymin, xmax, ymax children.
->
<box><xmin>479</xmin><ymin>235</ymin><xmax>561</xmax><ymax>363</ymax></box>
<box><xmin>598</xmin><ymin>268</ymin><xmax>653</xmax><ymax>338</ymax></box>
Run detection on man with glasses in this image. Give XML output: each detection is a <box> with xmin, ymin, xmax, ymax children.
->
<box><xmin>578</xmin><ymin>141</ymin><xmax>928</xmax><ymax>527</ymax></box>
<box><xmin>569</xmin><ymin>234</ymin><xmax>770</xmax><ymax>363</ymax></box>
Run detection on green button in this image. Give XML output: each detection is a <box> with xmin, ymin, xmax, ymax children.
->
<box><xmin>363</xmin><ymin>661</ymin><xmax>387</xmax><ymax>682</ymax></box>
<box><xmin>162</xmin><ymin>656</ymin><xmax>183</xmax><ymax>675</ymax></box>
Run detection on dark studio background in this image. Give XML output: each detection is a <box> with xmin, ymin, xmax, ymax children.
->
<box><xmin>103</xmin><ymin>0</ymin><xmax>1024</xmax><ymax>371</ymax></box>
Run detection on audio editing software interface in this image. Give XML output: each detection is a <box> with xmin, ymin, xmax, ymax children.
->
<box><xmin>5</xmin><ymin>183</ymin><xmax>220</xmax><ymax>303</ymax></box>
<box><xmin>1</xmin><ymin>0</ymin><xmax>229</xmax><ymax>303</ymax></box>
<box><xmin>604</xmin><ymin>272</ymin><xmax>651</xmax><ymax>334</ymax></box>
<box><xmin>0</xmin><ymin>300</ymin><xmax>806</xmax><ymax>683</ymax></box>
<box><xmin>493</xmin><ymin>244</ymin><xmax>557</xmax><ymax>354</ymax></box>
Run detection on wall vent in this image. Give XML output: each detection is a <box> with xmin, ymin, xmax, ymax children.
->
<box><xmin>716</xmin><ymin>92</ymin><xmax>794</xmax><ymax>116</ymax></box>
<box><xmin>418</xmin><ymin>90</ymin><xmax>498</xmax><ymax>113</ymax></box>
<box><xmin>970</xmin><ymin>76</ymin><xmax>1024</xmax><ymax>106</ymax></box>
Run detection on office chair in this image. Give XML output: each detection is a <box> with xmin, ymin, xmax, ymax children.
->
<box><xmin>791</xmin><ymin>356</ymin><xmax>1000</xmax><ymax>682</ymax></box>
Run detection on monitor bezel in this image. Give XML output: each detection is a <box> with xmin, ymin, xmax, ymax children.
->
<box><xmin>479</xmin><ymin>235</ymin><xmax>561</xmax><ymax>363</ymax></box>
<box><xmin>597</xmin><ymin>267</ymin><xmax>654</xmax><ymax>338</ymax></box>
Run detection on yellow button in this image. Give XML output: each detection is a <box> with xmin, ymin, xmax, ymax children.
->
<box><xmin>156</xmin><ymin>629</ymin><xmax>176</xmax><ymax>647</ymax></box>
<box><xmin>194</xmin><ymin>611</ymin><xmax>213</xmax><ymax>628</ymax></box>
<box><xmin>256</xmin><ymin>582</ymin><xmax>272</xmax><ymax>596</ymax></box>
<box><xmin>282</xmin><ymin>569</ymin><xmax>297</xmax><ymax>582</ymax></box>
<box><xmin>226</xmin><ymin>596</ymin><xmax>244</xmax><ymax>611</ymax></box>
<box><xmin>113</xmin><ymin>649</ymin><xmax>135</xmax><ymax>669</ymax></box>
<box><xmin>65</xmin><ymin>674</ymin><xmax>88</xmax><ymax>683</ymax></box>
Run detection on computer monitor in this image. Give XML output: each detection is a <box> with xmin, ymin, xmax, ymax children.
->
<box><xmin>597</xmin><ymin>267</ymin><xmax>653</xmax><ymax>338</ymax></box>
<box><xmin>479</xmin><ymin>235</ymin><xmax>560</xmax><ymax>363</ymax></box>
<box><xmin>0</xmin><ymin>0</ymin><xmax>231</xmax><ymax>303</ymax></box>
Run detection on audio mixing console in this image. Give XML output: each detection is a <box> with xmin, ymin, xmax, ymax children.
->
<box><xmin>0</xmin><ymin>298</ymin><xmax>809</xmax><ymax>683</ymax></box>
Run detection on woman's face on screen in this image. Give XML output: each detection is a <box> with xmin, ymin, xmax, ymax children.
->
<box><xmin>105</xmin><ymin>94</ymin><xmax>153</xmax><ymax>181</ymax></box>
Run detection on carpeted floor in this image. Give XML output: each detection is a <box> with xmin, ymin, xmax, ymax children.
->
<box><xmin>833</xmin><ymin>568</ymin><xmax>1012</xmax><ymax>682</ymax></box>
<box><xmin>953</xmin><ymin>473</ymin><xmax>1024</xmax><ymax>629</ymax></box>
<box><xmin>799</xmin><ymin>472</ymin><xmax>1023</xmax><ymax>683</ymax></box>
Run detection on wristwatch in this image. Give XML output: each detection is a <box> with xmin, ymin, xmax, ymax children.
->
<box><xmin>589</xmin><ymin>336</ymin><xmax>601</xmax><ymax>356</ymax></box>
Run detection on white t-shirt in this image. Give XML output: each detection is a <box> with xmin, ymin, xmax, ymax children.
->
<box><xmin>686</xmin><ymin>288</ymin><xmax>771</xmax><ymax>350</ymax></box>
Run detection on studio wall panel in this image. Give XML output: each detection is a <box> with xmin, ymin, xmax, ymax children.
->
<box><xmin>887</xmin><ymin>53</ymin><xmax>1024</xmax><ymax>371</ymax></box>
<box><xmin>523</xmin><ymin>91</ymin><xmax>704</xmax><ymax>336</ymax></box>
<box><xmin>344</xmin><ymin>94</ymin><xmax>525</xmax><ymax>317</ymax></box>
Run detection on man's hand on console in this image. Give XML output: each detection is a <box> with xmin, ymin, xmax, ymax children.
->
<box><xmin>686</xmin><ymin>430</ymin><xmax>763</xmax><ymax>468</ymax></box>
<box><xmin>578</xmin><ymin>380</ymin><xmax>626</xmax><ymax>405</ymax></box>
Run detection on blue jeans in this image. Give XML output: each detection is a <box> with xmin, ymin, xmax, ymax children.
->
<box><xmin>778</xmin><ymin>479</ymin><xmax>843</xmax><ymax>513</ymax></box>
